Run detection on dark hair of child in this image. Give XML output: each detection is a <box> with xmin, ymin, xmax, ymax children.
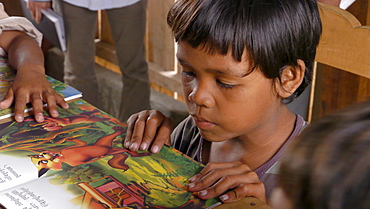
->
<box><xmin>167</xmin><ymin>0</ymin><xmax>322</xmax><ymax>103</ymax></box>
<box><xmin>278</xmin><ymin>100</ymin><xmax>370</xmax><ymax>209</ymax></box>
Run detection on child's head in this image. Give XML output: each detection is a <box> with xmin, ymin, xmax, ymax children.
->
<box><xmin>167</xmin><ymin>0</ymin><xmax>322</xmax><ymax>103</ymax></box>
<box><xmin>166</xmin><ymin>0</ymin><xmax>321</xmax><ymax>142</ymax></box>
<box><xmin>273</xmin><ymin>101</ymin><xmax>370</xmax><ymax>209</ymax></box>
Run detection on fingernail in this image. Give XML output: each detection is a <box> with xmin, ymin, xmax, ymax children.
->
<box><xmin>130</xmin><ymin>142</ymin><xmax>138</xmax><ymax>151</ymax></box>
<box><xmin>124</xmin><ymin>141</ymin><xmax>130</xmax><ymax>148</ymax></box>
<box><xmin>187</xmin><ymin>183</ymin><xmax>195</xmax><ymax>189</ymax></box>
<box><xmin>151</xmin><ymin>145</ymin><xmax>159</xmax><ymax>153</ymax></box>
<box><xmin>36</xmin><ymin>113</ymin><xmax>44</xmax><ymax>122</ymax></box>
<box><xmin>52</xmin><ymin>110</ymin><xmax>58</xmax><ymax>116</ymax></box>
<box><xmin>220</xmin><ymin>194</ymin><xmax>229</xmax><ymax>201</ymax></box>
<box><xmin>188</xmin><ymin>176</ymin><xmax>197</xmax><ymax>183</ymax></box>
<box><xmin>140</xmin><ymin>142</ymin><xmax>148</xmax><ymax>150</ymax></box>
<box><xmin>198</xmin><ymin>190</ymin><xmax>207</xmax><ymax>197</ymax></box>
<box><xmin>15</xmin><ymin>115</ymin><xmax>23</xmax><ymax>122</ymax></box>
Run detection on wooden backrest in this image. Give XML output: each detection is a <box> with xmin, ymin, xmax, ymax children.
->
<box><xmin>316</xmin><ymin>3</ymin><xmax>370</xmax><ymax>78</ymax></box>
<box><xmin>308</xmin><ymin>3</ymin><xmax>370</xmax><ymax>121</ymax></box>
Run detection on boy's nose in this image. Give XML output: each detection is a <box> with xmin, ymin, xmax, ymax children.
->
<box><xmin>187</xmin><ymin>81</ymin><xmax>214</xmax><ymax>108</ymax></box>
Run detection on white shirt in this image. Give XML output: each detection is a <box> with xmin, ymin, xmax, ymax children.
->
<box><xmin>30</xmin><ymin>0</ymin><xmax>141</xmax><ymax>11</ymax></box>
<box><xmin>0</xmin><ymin>3</ymin><xmax>42</xmax><ymax>56</ymax></box>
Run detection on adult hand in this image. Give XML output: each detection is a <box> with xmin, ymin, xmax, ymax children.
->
<box><xmin>0</xmin><ymin>31</ymin><xmax>69</xmax><ymax>123</ymax></box>
<box><xmin>27</xmin><ymin>1</ymin><xmax>51</xmax><ymax>23</ymax></box>
<box><xmin>0</xmin><ymin>69</ymin><xmax>69</xmax><ymax>123</ymax></box>
<box><xmin>124</xmin><ymin>110</ymin><xmax>173</xmax><ymax>153</ymax></box>
<box><xmin>187</xmin><ymin>161</ymin><xmax>267</xmax><ymax>204</ymax></box>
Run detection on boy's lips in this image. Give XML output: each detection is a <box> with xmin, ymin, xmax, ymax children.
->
<box><xmin>192</xmin><ymin>115</ymin><xmax>216</xmax><ymax>129</ymax></box>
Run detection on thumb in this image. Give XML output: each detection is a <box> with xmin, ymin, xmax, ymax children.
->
<box><xmin>0</xmin><ymin>88</ymin><xmax>15</xmax><ymax>109</ymax></box>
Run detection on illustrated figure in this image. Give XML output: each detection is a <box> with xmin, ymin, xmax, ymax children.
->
<box><xmin>29</xmin><ymin>126</ymin><xmax>150</xmax><ymax>177</ymax></box>
<box><xmin>25</xmin><ymin>109</ymin><xmax>110</xmax><ymax>131</ymax></box>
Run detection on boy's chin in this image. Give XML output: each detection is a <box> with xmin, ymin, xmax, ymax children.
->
<box><xmin>199</xmin><ymin>131</ymin><xmax>229</xmax><ymax>143</ymax></box>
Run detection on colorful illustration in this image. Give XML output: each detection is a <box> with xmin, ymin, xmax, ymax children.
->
<box><xmin>78</xmin><ymin>176</ymin><xmax>149</xmax><ymax>208</ymax></box>
<box><xmin>0</xmin><ymin>99</ymin><xmax>220</xmax><ymax>209</ymax></box>
<box><xmin>0</xmin><ymin>57</ymin><xmax>14</xmax><ymax>101</ymax></box>
<box><xmin>0</xmin><ymin>56</ymin><xmax>82</xmax><ymax>120</ymax></box>
<box><xmin>29</xmin><ymin>126</ymin><xmax>150</xmax><ymax>177</ymax></box>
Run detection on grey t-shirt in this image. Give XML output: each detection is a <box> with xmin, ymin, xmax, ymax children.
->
<box><xmin>171</xmin><ymin>114</ymin><xmax>307</xmax><ymax>198</ymax></box>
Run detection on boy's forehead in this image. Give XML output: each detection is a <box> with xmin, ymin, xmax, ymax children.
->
<box><xmin>177</xmin><ymin>42</ymin><xmax>253</xmax><ymax>77</ymax></box>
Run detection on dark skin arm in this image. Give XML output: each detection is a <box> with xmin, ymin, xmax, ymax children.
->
<box><xmin>0</xmin><ymin>30</ymin><xmax>69</xmax><ymax>122</ymax></box>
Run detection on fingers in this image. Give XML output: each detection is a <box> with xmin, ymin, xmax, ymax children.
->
<box><xmin>0</xmin><ymin>88</ymin><xmax>27</xmax><ymax>123</ymax></box>
<box><xmin>124</xmin><ymin>110</ymin><xmax>173</xmax><ymax>153</ymax></box>
<box><xmin>13</xmin><ymin>89</ymin><xmax>45</xmax><ymax>122</ymax></box>
<box><xmin>27</xmin><ymin>2</ymin><xmax>42</xmax><ymax>23</ymax></box>
<box><xmin>8</xmin><ymin>83</ymin><xmax>68</xmax><ymax>123</ymax></box>
<box><xmin>187</xmin><ymin>162</ymin><xmax>267</xmax><ymax>203</ymax></box>
<box><xmin>12</xmin><ymin>90</ymin><xmax>28</xmax><ymax>122</ymax></box>
<box><xmin>44</xmin><ymin>92</ymin><xmax>69</xmax><ymax>118</ymax></box>
<box><xmin>219</xmin><ymin>182</ymin><xmax>266</xmax><ymax>203</ymax></box>
<box><xmin>27</xmin><ymin>1</ymin><xmax>51</xmax><ymax>23</ymax></box>
<box><xmin>30</xmin><ymin>93</ymin><xmax>45</xmax><ymax>122</ymax></box>
<box><xmin>0</xmin><ymin>88</ymin><xmax>15</xmax><ymax>109</ymax></box>
<box><xmin>150</xmin><ymin>117</ymin><xmax>172</xmax><ymax>153</ymax></box>
<box><xmin>45</xmin><ymin>92</ymin><xmax>58</xmax><ymax>117</ymax></box>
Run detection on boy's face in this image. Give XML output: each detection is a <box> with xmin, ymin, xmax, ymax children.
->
<box><xmin>177</xmin><ymin>42</ymin><xmax>284</xmax><ymax>142</ymax></box>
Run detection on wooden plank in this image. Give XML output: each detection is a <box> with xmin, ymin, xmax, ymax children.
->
<box><xmin>310</xmin><ymin>3</ymin><xmax>370</xmax><ymax>120</ymax></box>
<box><xmin>147</xmin><ymin>0</ymin><xmax>175</xmax><ymax>71</ymax></box>
<box><xmin>215</xmin><ymin>197</ymin><xmax>271</xmax><ymax>209</ymax></box>
<box><xmin>316</xmin><ymin>3</ymin><xmax>370</xmax><ymax>79</ymax></box>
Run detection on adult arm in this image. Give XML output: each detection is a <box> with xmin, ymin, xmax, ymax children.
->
<box><xmin>0</xmin><ymin>30</ymin><xmax>68</xmax><ymax>122</ymax></box>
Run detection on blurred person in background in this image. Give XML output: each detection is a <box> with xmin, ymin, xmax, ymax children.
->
<box><xmin>27</xmin><ymin>0</ymin><xmax>150</xmax><ymax>122</ymax></box>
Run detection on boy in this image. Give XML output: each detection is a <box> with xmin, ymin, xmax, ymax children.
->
<box><xmin>272</xmin><ymin>100</ymin><xmax>370</xmax><ymax>209</ymax></box>
<box><xmin>0</xmin><ymin>3</ymin><xmax>68</xmax><ymax>122</ymax></box>
<box><xmin>124</xmin><ymin>0</ymin><xmax>321</xmax><ymax>204</ymax></box>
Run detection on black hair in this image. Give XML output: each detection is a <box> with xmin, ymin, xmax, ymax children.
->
<box><xmin>167</xmin><ymin>0</ymin><xmax>322</xmax><ymax>103</ymax></box>
<box><xmin>279</xmin><ymin>100</ymin><xmax>370</xmax><ymax>208</ymax></box>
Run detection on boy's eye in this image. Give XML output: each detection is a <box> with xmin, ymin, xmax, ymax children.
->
<box><xmin>217</xmin><ymin>79</ymin><xmax>236</xmax><ymax>89</ymax></box>
<box><xmin>181</xmin><ymin>70</ymin><xmax>196</xmax><ymax>83</ymax></box>
<box><xmin>181</xmin><ymin>70</ymin><xmax>195</xmax><ymax>77</ymax></box>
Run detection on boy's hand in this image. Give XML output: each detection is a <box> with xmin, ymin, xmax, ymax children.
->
<box><xmin>0</xmin><ymin>71</ymin><xmax>69</xmax><ymax>123</ymax></box>
<box><xmin>124</xmin><ymin>110</ymin><xmax>173</xmax><ymax>153</ymax></box>
<box><xmin>187</xmin><ymin>161</ymin><xmax>266</xmax><ymax>204</ymax></box>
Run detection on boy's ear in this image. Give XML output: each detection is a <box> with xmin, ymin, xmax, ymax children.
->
<box><xmin>275</xmin><ymin>59</ymin><xmax>306</xmax><ymax>98</ymax></box>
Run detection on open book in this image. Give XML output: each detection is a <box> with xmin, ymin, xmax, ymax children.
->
<box><xmin>20</xmin><ymin>0</ymin><xmax>66</xmax><ymax>51</ymax></box>
<box><xmin>0</xmin><ymin>57</ymin><xmax>82</xmax><ymax>120</ymax></box>
<box><xmin>0</xmin><ymin>99</ymin><xmax>220</xmax><ymax>209</ymax></box>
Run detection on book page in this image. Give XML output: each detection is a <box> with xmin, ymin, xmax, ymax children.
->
<box><xmin>0</xmin><ymin>176</ymin><xmax>80</xmax><ymax>209</ymax></box>
<box><xmin>0</xmin><ymin>177</ymin><xmax>81</xmax><ymax>209</ymax></box>
<box><xmin>0</xmin><ymin>155</ymin><xmax>39</xmax><ymax>192</ymax></box>
<box><xmin>0</xmin><ymin>99</ymin><xmax>220</xmax><ymax>209</ymax></box>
